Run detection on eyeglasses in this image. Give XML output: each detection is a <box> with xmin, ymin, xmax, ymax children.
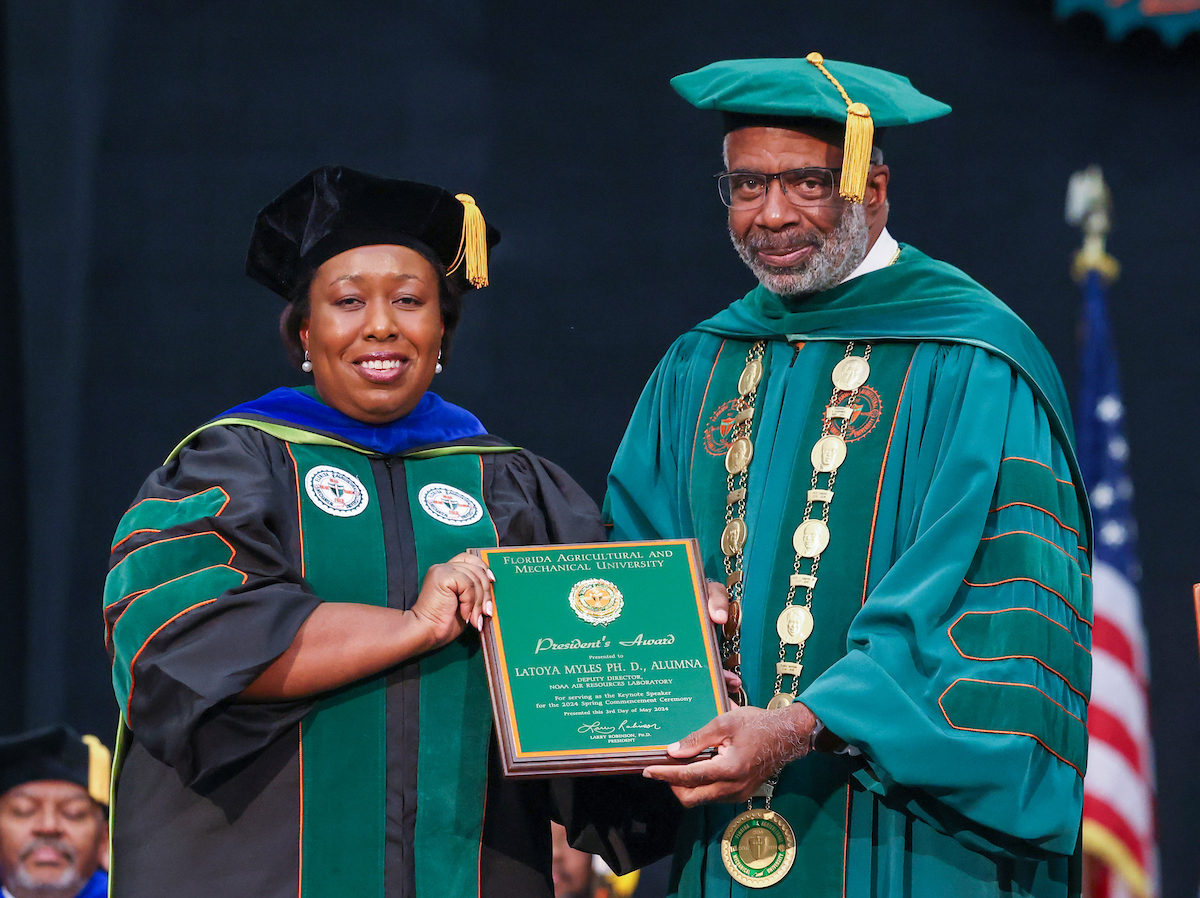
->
<box><xmin>715</xmin><ymin>167</ymin><xmax>843</xmax><ymax>210</ymax></box>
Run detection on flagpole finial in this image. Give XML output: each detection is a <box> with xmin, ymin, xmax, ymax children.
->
<box><xmin>1066</xmin><ymin>165</ymin><xmax>1120</xmax><ymax>284</ymax></box>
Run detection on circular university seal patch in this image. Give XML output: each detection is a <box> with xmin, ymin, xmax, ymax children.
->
<box><xmin>417</xmin><ymin>483</ymin><xmax>484</xmax><ymax>527</ymax></box>
<box><xmin>305</xmin><ymin>466</ymin><xmax>370</xmax><ymax>518</ymax></box>
<box><xmin>568</xmin><ymin>578</ymin><xmax>624</xmax><ymax>626</ymax></box>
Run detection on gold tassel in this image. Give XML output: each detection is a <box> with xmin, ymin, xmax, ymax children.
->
<box><xmin>840</xmin><ymin>102</ymin><xmax>874</xmax><ymax>203</ymax></box>
<box><xmin>452</xmin><ymin>193</ymin><xmax>489</xmax><ymax>288</ymax></box>
<box><xmin>805</xmin><ymin>52</ymin><xmax>875</xmax><ymax>204</ymax></box>
<box><xmin>82</xmin><ymin>735</ymin><xmax>112</xmax><ymax>805</ymax></box>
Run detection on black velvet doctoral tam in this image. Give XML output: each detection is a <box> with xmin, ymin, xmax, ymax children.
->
<box><xmin>246</xmin><ymin>165</ymin><xmax>501</xmax><ymax>299</ymax></box>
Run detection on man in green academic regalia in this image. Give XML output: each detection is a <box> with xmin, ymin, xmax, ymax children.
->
<box><xmin>606</xmin><ymin>55</ymin><xmax>1091</xmax><ymax>898</ymax></box>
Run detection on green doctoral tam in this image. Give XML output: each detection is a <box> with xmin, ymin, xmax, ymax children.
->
<box><xmin>671</xmin><ymin>54</ymin><xmax>951</xmax><ymax>203</ymax></box>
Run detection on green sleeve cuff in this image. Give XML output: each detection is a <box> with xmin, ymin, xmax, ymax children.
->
<box><xmin>800</xmin><ymin>650</ymin><xmax>1083</xmax><ymax>858</ymax></box>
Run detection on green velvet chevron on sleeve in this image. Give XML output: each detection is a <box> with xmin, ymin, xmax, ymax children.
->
<box><xmin>800</xmin><ymin>344</ymin><xmax>1091</xmax><ymax>859</ymax></box>
<box><xmin>105</xmin><ymin>501</ymin><xmax>246</xmax><ymax>719</ymax></box>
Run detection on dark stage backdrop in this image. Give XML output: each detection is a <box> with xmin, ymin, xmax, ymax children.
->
<box><xmin>0</xmin><ymin>5</ymin><xmax>22</xmax><ymax>737</ymax></box>
<box><xmin>6</xmin><ymin>1</ymin><xmax>1198</xmax><ymax>893</ymax></box>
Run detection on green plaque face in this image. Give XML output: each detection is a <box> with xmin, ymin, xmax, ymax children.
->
<box><xmin>478</xmin><ymin>539</ymin><xmax>728</xmax><ymax>776</ymax></box>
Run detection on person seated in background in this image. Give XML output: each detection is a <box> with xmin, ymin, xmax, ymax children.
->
<box><xmin>552</xmin><ymin>821</ymin><xmax>599</xmax><ymax>898</ymax></box>
<box><xmin>0</xmin><ymin>726</ymin><xmax>110</xmax><ymax>898</ymax></box>
<box><xmin>551</xmin><ymin>822</ymin><xmax>671</xmax><ymax>898</ymax></box>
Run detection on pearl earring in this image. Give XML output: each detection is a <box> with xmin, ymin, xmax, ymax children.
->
<box><xmin>301</xmin><ymin>350</ymin><xmax>313</xmax><ymax>373</ymax></box>
<box><xmin>435</xmin><ymin>351</ymin><xmax>443</xmax><ymax>375</ymax></box>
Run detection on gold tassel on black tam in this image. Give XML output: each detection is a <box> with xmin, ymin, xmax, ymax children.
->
<box><xmin>447</xmin><ymin>193</ymin><xmax>490</xmax><ymax>288</ymax></box>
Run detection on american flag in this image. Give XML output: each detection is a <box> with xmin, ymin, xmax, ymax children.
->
<box><xmin>1076</xmin><ymin>265</ymin><xmax>1158</xmax><ymax>898</ymax></box>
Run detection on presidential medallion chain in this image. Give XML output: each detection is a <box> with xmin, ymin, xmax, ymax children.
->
<box><xmin>717</xmin><ymin>340</ymin><xmax>874</xmax><ymax>890</ymax></box>
<box><xmin>719</xmin><ymin>340</ymin><xmax>766</xmax><ymax>706</ymax></box>
<box><xmin>767</xmin><ymin>342</ymin><xmax>872</xmax><ymax>710</ymax></box>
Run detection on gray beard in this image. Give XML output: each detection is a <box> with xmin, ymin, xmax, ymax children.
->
<box><xmin>730</xmin><ymin>202</ymin><xmax>870</xmax><ymax>296</ymax></box>
<box><xmin>8</xmin><ymin>866</ymin><xmax>84</xmax><ymax>898</ymax></box>
<box><xmin>9</xmin><ymin>840</ymin><xmax>85</xmax><ymax>898</ymax></box>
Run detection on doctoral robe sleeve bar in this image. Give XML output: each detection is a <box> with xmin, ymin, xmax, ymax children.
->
<box><xmin>799</xmin><ymin>344</ymin><xmax>1090</xmax><ymax>858</ymax></box>
<box><xmin>103</xmin><ymin>425</ymin><xmax>322</xmax><ymax>785</ymax></box>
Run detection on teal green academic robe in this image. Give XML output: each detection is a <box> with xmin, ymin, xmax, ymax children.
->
<box><xmin>605</xmin><ymin>246</ymin><xmax>1091</xmax><ymax>898</ymax></box>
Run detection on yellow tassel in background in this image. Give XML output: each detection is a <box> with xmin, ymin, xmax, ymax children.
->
<box><xmin>82</xmin><ymin>734</ymin><xmax>112</xmax><ymax>805</ymax></box>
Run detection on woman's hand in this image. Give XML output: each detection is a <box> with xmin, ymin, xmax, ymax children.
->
<box><xmin>410</xmin><ymin>552</ymin><xmax>495</xmax><ymax>651</ymax></box>
<box><xmin>240</xmin><ymin>553</ymin><xmax>494</xmax><ymax>702</ymax></box>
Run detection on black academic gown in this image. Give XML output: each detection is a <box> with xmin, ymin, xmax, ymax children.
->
<box><xmin>105</xmin><ymin>424</ymin><xmax>677</xmax><ymax>898</ymax></box>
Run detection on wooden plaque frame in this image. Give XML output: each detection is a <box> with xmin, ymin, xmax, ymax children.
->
<box><xmin>475</xmin><ymin>538</ymin><xmax>729</xmax><ymax>777</ymax></box>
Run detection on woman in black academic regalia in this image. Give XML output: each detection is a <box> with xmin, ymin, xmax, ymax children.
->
<box><xmin>102</xmin><ymin>167</ymin><xmax>677</xmax><ymax>898</ymax></box>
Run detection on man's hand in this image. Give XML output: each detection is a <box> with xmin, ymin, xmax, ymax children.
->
<box><xmin>642</xmin><ymin>703</ymin><xmax>818</xmax><ymax>807</ymax></box>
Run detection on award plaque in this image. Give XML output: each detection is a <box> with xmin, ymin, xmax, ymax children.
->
<box><xmin>476</xmin><ymin>539</ymin><xmax>729</xmax><ymax>777</ymax></box>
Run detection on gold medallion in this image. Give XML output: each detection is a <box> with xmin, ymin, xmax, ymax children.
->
<box><xmin>721</xmin><ymin>518</ymin><xmax>748</xmax><ymax>556</ymax></box>
<box><xmin>738</xmin><ymin>359</ymin><xmax>764</xmax><ymax>395</ymax></box>
<box><xmin>775</xmin><ymin>605</ymin><xmax>814</xmax><ymax>645</ymax></box>
<box><xmin>721</xmin><ymin>808</ymin><xmax>797</xmax><ymax>888</ymax></box>
<box><xmin>765</xmin><ymin>692</ymin><xmax>794</xmax><ymax>710</ymax></box>
<box><xmin>725</xmin><ymin>437</ymin><xmax>754</xmax><ymax>474</ymax></box>
<box><xmin>810</xmin><ymin>435</ymin><xmax>847</xmax><ymax>473</ymax></box>
<box><xmin>832</xmin><ymin>356</ymin><xmax>870</xmax><ymax>391</ymax></box>
<box><xmin>567</xmin><ymin>578</ymin><xmax>624</xmax><ymax>626</ymax></box>
<box><xmin>792</xmin><ymin>519</ymin><xmax>830</xmax><ymax>558</ymax></box>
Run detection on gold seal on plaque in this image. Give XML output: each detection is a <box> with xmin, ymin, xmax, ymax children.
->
<box><xmin>567</xmin><ymin>578</ymin><xmax>624</xmax><ymax>626</ymax></box>
<box><xmin>792</xmin><ymin>519</ymin><xmax>830</xmax><ymax>558</ymax></box>
<box><xmin>725</xmin><ymin>437</ymin><xmax>754</xmax><ymax>474</ymax></box>
<box><xmin>831</xmin><ymin>356</ymin><xmax>870</xmax><ymax>391</ymax></box>
<box><xmin>810</xmin><ymin>435</ymin><xmax>847</xmax><ymax>473</ymax></box>
<box><xmin>765</xmin><ymin>692</ymin><xmax>794</xmax><ymax>710</ymax></box>
<box><xmin>721</xmin><ymin>808</ymin><xmax>796</xmax><ymax>888</ymax></box>
<box><xmin>721</xmin><ymin>518</ymin><xmax>748</xmax><ymax>556</ymax></box>
<box><xmin>776</xmin><ymin>605</ymin><xmax>814</xmax><ymax>645</ymax></box>
<box><xmin>738</xmin><ymin>359</ymin><xmax>764</xmax><ymax>395</ymax></box>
